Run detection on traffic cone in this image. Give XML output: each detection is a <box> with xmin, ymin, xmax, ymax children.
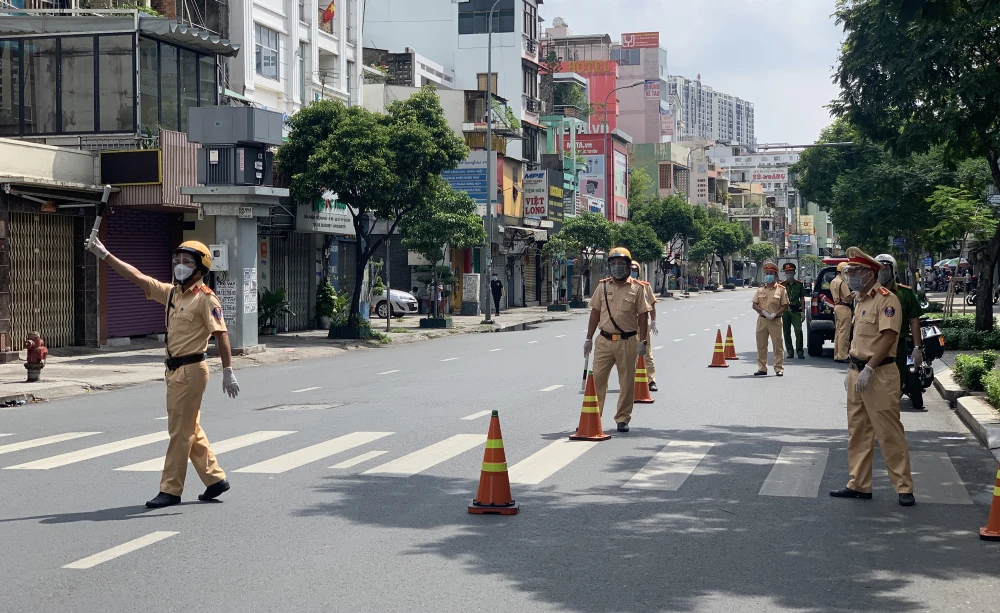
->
<box><xmin>634</xmin><ymin>355</ymin><xmax>654</xmax><ymax>403</ymax></box>
<box><xmin>569</xmin><ymin>371</ymin><xmax>612</xmax><ymax>441</ymax></box>
<box><xmin>708</xmin><ymin>329</ymin><xmax>729</xmax><ymax>368</ymax></box>
<box><xmin>724</xmin><ymin>325</ymin><xmax>740</xmax><ymax>360</ymax></box>
<box><xmin>979</xmin><ymin>463</ymin><xmax>1000</xmax><ymax>541</ymax></box>
<box><xmin>469</xmin><ymin>410</ymin><xmax>519</xmax><ymax>515</ymax></box>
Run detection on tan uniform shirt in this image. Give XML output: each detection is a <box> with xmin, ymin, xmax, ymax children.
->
<box><xmin>850</xmin><ymin>283</ymin><xmax>902</xmax><ymax>360</ymax></box>
<box><xmin>830</xmin><ymin>275</ymin><xmax>852</xmax><ymax>304</ymax></box>
<box><xmin>589</xmin><ymin>277</ymin><xmax>652</xmax><ymax>333</ymax></box>
<box><xmin>752</xmin><ymin>283</ymin><xmax>790</xmax><ymax>314</ymax></box>
<box><xmin>638</xmin><ymin>280</ymin><xmax>657</xmax><ymax>313</ymax></box>
<box><xmin>140</xmin><ymin>277</ymin><xmax>227</xmax><ymax>357</ymax></box>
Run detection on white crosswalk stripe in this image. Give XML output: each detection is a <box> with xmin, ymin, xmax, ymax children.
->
<box><xmin>363</xmin><ymin>434</ymin><xmax>484</xmax><ymax>477</ymax></box>
<box><xmin>330</xmin><ymin>450</ymin><xmax>388</xmax><ymax>469</ymax></box>
<box><xmin>4</xmin><ymin>432</ymin><xmax>170</xmax><ymax>470</ymax></box>
<box><xmin>509</xmin><ymin>439</ymin><xmax>598</xmax><ymax>485</ymax></box>
<box><xmin>460</xmin><ymin>410</ymin><xmax>492</xmax><ymax>421</ymax></box>
<box><xmin>622</xmin><ymin>441</ymin><xmax>714</xmax><ymax>491</ymax></box>
<box><xmin>0</xmin><ymin>432</ymin><xmax>101</xmax><ymax>456</ymax></box>
<box><xmin>0</xmin><ymin>433</ymin><xmax>13</xmax><ymax>438</ymax></box>
<box><xmin>910</xmin><ymin>451</ymin><xmax>974</xmax><ymax>505</ymax></box>
<box><xmin>235</xmin><ymin>432</ymin><xmax>393</xmax><ymax>474</ymax></box>
<box><xmin>759</xmin><ymin>447</ymin><xmax>829</xmax><ymax>498</ymax></box>
<box><xmin>115</xmin><ymin>431</ymin><xmax>296</xmax><ymax>472</ymax></box>
<box><xmin>63</xmin><ymin>532</ymin><xmax>178</xmax><ymax>570</ymax></box>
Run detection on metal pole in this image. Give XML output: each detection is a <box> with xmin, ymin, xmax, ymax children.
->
<box><xmin>481</xmin><ymin>0</ymin><xmax>502</xmax><ymax>325</ymax></box>
<box><xmin>385</xmin><ymin>236</ymin><xmax>391</xmax><ymax>333</ymax></box>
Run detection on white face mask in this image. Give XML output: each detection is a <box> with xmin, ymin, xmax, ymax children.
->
<box><xmin>174</xmin><ymin>264</ymin><xmax>195</xmax><ymax>283</ymax></box>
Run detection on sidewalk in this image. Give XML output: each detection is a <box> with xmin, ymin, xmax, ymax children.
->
<box><xmin>0</xmin><ymin>305</ymin><xmax>584</xmax><ymax>403</ymax></box>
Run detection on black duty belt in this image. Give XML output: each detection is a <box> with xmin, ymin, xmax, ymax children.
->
<box><xmin>789</xmin><ymin>307</ymin><xmax>802</xmax><ymax>312</ymax></box>
<box><xmin>849</xmin><ymin>356</ymin><xmax>894</xmax><ymax>371</ymax></box>
<box><xmin>165</xmin><ymin>353</ymin><xmax>206</xmax><ymax>371</ymax></box>
<box><xmin>600</xmin><ymin>330</ymin><xmax>637</xmax><ymax>341</ymax></box>
<box><xmin>835</xmin><ymin>302</ymin><xmax>850</xmax><ymax>307</ymax></box>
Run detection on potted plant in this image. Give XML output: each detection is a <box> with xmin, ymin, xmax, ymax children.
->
<box><xmin>259</xmin><ymin>288</ymin><xmax>294</xmax><ymax>335</ymax></box>
<box><xmin>315</xmin><ymin>282</ymin><xmax>337</xmax><ymax>329</ymax></box>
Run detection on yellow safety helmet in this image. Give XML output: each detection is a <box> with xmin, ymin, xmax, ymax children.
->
<box><xmin>837</xmin><ymin>262</ymin><xmax>848</xmax><ymax>272</ymax></box>
<box><xmin>608</xmin><ymin>246</ymin><xmax>632</xmax><ymax>262</ymax></box>
<box><xmin>174</xmin><ymin>240</ymin><xmax>213</xmax><ymax>273</ymax></box>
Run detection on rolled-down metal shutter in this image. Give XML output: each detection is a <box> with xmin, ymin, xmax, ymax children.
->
<box><xmin>106</xmin><ymin>209</ymin><xmax>172</xmax><ymax>338</ymax></box>
<box><xmin>524</xmin><ymin>245</ymin><xmax>537</xmax><ymax>304</ymax></box>
<box><xmin>9</xmin><ymin>212</ymin><xmax>75</xmax><ymax>348</ymax></box>
<box><xmin>270</xmin><ymin>232</ymin><xmax>313</xmax><ymax>331</ymax></box>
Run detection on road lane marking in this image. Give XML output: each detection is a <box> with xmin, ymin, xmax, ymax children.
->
<box><xmin>758</xmin><ymin>447</ymin><xmax>829</xmax><ymax>498</ymax></box>
<box><xmin>155</xmin><ymin>416</ymin><xmax>168</xmax><ymax>420</ymax></box>
<box><xmin>555</xmin><ymin>335</ymin><xmax>566</xmax><ymax>338</ymax></box>
<box><xmin>441</xmin><ymin>358</ymin><xmax>458</xmax><ymax>362</ymax></box>
<box><xmin>63</xmin><ymin>532</ymin><xmax>178</xmax><ymax>570</ymax></box>
<box><xmin>460</xmin><ymin>410</ymin><xmax>492</xmax><ymax>421</ymax></box>
<box><xmin>0</xmin><ymin>432</ymin><xmax>101</xmax><ymax>456</ymax></box>
<box><xmin>363</xmin><ymin>434</ymin><xmax>485</xmax><ymax>477</ymax></box>
<box><xmin>5</xmin><ymin>432</ymin><xmax>170</xmax><ymax>470</ymax></box>
<box><xmin>527</xmin><ymin>341</ymin><xmax>539</xmax><ymax>344</ymax></box>
<box><xmin>910</xmin><ymin>451</ymin><xmax>974</xmax><ymax>505</ymax></box>
<box><xmin>489</xmin><ymin>349</ymin><xmax>503</xmax><ymax>352</ymax></box>
<box><xmin>115</xmin><ymin>431</ymin><xmax>296</xmax><ymax>472</ymax></box>
<box><xmin>540</xmin><ymin>385</ymin><xmax>564</xmax><ymax>392</ymax></box>
<box><xmin>234</xmin><ymin>432</ymin><xmax>393</xmax><ymax>474</ymax></box>
<box><xmin>292</xmin><ymin>387</ymin><xmax>322</xmax><ymax>393</ymax></box>
<box><xmin>704</xmin><ymin>328</ymin><xmax>710</xmax><ymax>331</ymax></box>
<box><xmin>672</xmin><ymin>338</ymin><xmax>682</xmax><ymax>342</ymax></box>
<box><xmin>622</xmin><ymin>441</ymin><xmax>714</xmax><ymax>491</ymax></box>
<box><xmin>653</xmin><ymin>346</ymin><xmax>663</xmax><ymax>350</ymax></box>
<box><xmin>377</xmin><ymin>370</ymin><xmax>401</xmax><ymax>375</ymax></box>
<box><xmin>688</xmin><ymin>333</ymin><xmax>697</xmax><ymax>337</ymax></box>
<box><xmin>330</xmin><ymin>450</ymin><xmax>388</xmax><ymax>469</ymax></box>
<box><xmin>509</xmin><ymin>439</ymin><xmax>598</xmax><ymax>485</ymax></box>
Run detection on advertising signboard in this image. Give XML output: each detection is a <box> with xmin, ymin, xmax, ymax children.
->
<box><xmin>523</xmin><ymin>171</ymin><xmax>547</xmax><ymax>218</ymax></box>
<box><xmin>644</xmin><ymin>80</ymin><xmax>660</xmax><ymax>100</ymax></box>
<box><xmin>442</xmin><ymin>151</ymin><xmax>489</xmax><ymax>216</ymax></box>
<box><xmin>621</xmin><ymin>32</ymin><xmax>660</xmax><ymax>49</ymax></box>
<box><xmin>296</xmin><ymin>191</ymin><xmax>357</xmax><ymax>236</ymax></box>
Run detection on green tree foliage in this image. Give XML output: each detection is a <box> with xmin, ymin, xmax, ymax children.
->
<box><xmin>633</xmin><ymin>195</ymin><xmax>696</xmax><ymax>256</ymax></box>
<box><xmin>744</xmin><ymin>242</ymin><xmax>776</xmax><ymax>281</ymax></box>
<box><xmin>277</xmin><ymin>89</ymin><xmax>468</xmax><ymax>327</ymax></box>
<box><xmin>545</xmin><ymin>212</ymin><xmax>614</xmax><ymax>284</ymax></box>
<box><xmin>627</xmin><ymin>166</ymin><xmax>655</xmax><ymax>219</ymax></box>
<box><xmin>553</xmin><ymin>82</ymin><xmax>593</xmax><ymax>118</ymax></box>
<box><xmin>925</xmin><ymin>186</ymin><xmax>998</xmax><ymax>264</ymax></box>
<box><xmin>612</xmin><ymin>221</ymin><xmax>664</xmax><ymax>264</ymax></box>
<box><xmin>833</xmin><ymin>0</ymin><xmax>1000</xmax><ymax>330</ymax></box>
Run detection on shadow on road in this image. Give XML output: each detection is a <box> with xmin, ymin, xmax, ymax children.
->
<box><xmin>0</xmin><ymin>505</ymin><xmax>179</xmax><ymax>524</ymax></box>
<box><xmin>294</xmin><ymin>425</ymin><xmax>1000</xmax><ymax>613</ymax></box>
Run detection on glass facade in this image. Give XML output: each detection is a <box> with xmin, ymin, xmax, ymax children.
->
<box><xmin>458</xmin><ymin>0</ymin><xmax>515</xmax><ymax>35</ymax></box>
<box><xmin>0</xmin><ymin>34</ymin><xmax>216</xmax><ymax>136</ymax></box>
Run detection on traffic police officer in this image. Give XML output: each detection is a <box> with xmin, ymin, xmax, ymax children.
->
<box><xmin>86</xmin><ymin>237</ymin><xmax>240</xmax><ymax>509</ymax></box>
<box><xmin>781</xmin><ymin>262</ymin><xmax>807</xmax><ymax>359</ymax></box>
<box><xmin>875</xmin><ymin>254</ymin><xmax>924</xmax><ymax>398</ymax></box>
<box><xmin>631</xmin><ymin>261</ymin><xmax>659</xmax><ymax>391</ymax></box>
<box><xmin>830</xmin><ymin>247</ymin><xmax>915</xmax><ymax>506</ymax></box>
<box><xmin>584</xmin><ymin>247</ymin><xmax>652</xmax><ymax>432</ymax></box>
<box><xmin>831</xmin><ymin>262</ymin><xmax>854</xmax><ymax>363</ymax></box>
<box><xmin>751</xmin><ymin>262</ymin><xmax>789</xmax><ymax>376</ymax></box>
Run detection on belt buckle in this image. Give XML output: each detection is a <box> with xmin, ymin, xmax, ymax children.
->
<box><xmin>611</xmin><ymin>334</ymin><xmax>620</xmax><ymax>341</ymax></box>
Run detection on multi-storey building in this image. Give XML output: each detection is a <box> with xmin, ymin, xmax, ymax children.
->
<box><xmin>667</xmin><ymin>75</ymin><xmax>754</xmax><ymax>146</ymax></box>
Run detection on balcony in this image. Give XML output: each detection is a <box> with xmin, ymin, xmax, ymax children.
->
<box><xmin>522</xmin><ymin>36</ymin><xmax>538</xmax><ymax>62</ymax></box>
<box><xmin>318</xmin><ymin>7</ymin><xmax>336</xmax><ymax>35</ymax></box>
<box><xmin>523</xmin><ymin>96</ymin><xmax>543</xmax><ymax>115</ymax></box>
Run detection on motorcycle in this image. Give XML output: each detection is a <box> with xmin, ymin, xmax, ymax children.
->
<box><xmin>902</xmin><ymin>318</ymin><xmax>945</xmax><ymax>410</ymax></box>
<box><xmin>964</xmin><ymin>287</ymin><xmax>1000</xmax><ymax>306</ymax></box>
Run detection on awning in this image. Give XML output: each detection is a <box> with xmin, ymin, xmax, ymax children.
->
<box><xmin>502</xmin><ymin>226</ymin><xmax>548</xmax><ymax>242</ymax></box>
<box><xmin>139</xmin><ymin>16</ymin><xmax>240</xmax><ymax>57</ymax></box>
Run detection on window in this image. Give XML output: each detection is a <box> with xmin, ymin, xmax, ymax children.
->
<box><xmin>179</xmin><ymin>49</ymin><xmax>197</xmax><ymax>131</ymax></box>
<box><xmin>458</xmin><ymin>0</ymin><xmax>515</xmax><ymax>35</ymax></box>
<box><xmin>346</xmin><ymin>60</ymin><xmax>353</xmax><ymax>100</ymax></box>
<box><xmin>298</xmin><ymin>43</ymin><xmax>306</xmax><ymax>102</ymax></box>
<box><xmin>0</xmin><ymin>40</ymin><xmax>19</xmax><ymax>136</ymax></box>
<box><xmin>23</xmin><ymin>38</ymin><xmax>57</xmax><ymax>134</ymax></box>
<box><xmin>522</xmin><ymin>66</ymin><xmax>537</xmax><ymax>98</ymax></box>
<box><xmin>160</xmin><ymin>42</ymin><xmax>179</xmax><ymax>130</ymax></box>
<box><xmin>199</xmin><ymin>55</ymin><xmax>216</xmax><ymax>107</ymax></box>
<box><xmin>658</xmin><ymin>163</ymin><xmax>671</xmax><ymax>190</ymax></box>
<box><xmin>523</xmin><ymin>2</ymin><xmax>537</xmax><ymax>39</ymax></box>
<box><xmin>255</xmin><ymin>24</ymin><xmax>279</xmax><ymax>80</ymax></box>
<box><xmin>60</xmin><ymin>37</ymin><xmax>95</xmax><ymax>133</ymax></box>
<box><xmin>138</xmin><ymin>38</ymin><xmax>158</xmax><ymax>132</ymax></box>
<box><xmin>477</xmin><ymin>72</ymin><xmax>497</xmax><ymax>95</ymax></box>
<box><xmin>611</xmin><ymin>48</ymin><xmax>640</xmax><ymax>66</ymax></box>
<box><xmin>99</xmin><ymin>35</ymin><xmax>135</xmax><ymax>132</ymax></box>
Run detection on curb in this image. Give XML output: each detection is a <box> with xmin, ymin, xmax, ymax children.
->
<box><xmin>933</xmin><ymin>368</ymin><xmax>967</xmax><ymax>407</ymax></box>
<box><xmin>954</xmin><ymin>396</ymin><xmax>1000</xmax><ymax>462</ymax></box>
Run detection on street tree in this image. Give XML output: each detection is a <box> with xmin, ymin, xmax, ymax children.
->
<box><xmin>634</xmin><ymin>195</ymin><xmax>696</xmax><ymax>258</ymax></box>
<box><xmin>925</xmin><ymin>186</ymin><xmax>998</xmax><ymax>279</ymax></box>
<box><xmin>546</xmin><ymin>212</ymin><xmax>614</xmax><ymax>295</ymax></box>
<box><xmin>800</xmin><ymin>254</ymin><xmax>823</xmax><ymax>281</ymax></box>
<box><xmin>613</xmin><ymin>221</ymin><xmax>664</xmax><ymax>265</ymax></box>
<box><xmin>401</xmin><ymin>184</ymin><xmax>487</xmax><ymax>318</ymax></box>
<box><xmin>833</xmin><ymin>0</ymin><xmax>1000</xmax><ymax>329</ymax></box>
<box><xmin>703</xmin><ymin>222</ymin><xmax>752</xmax><ymax>280</ymax></box>
<box><xmin>743</xmin><ymin>242</ymin><xmax>776</xmax><ymax>282</ymax></box>
<box><xmin>277</xmin><ymin>89</ymin><xmax>468</xmax><ymax>328</ymax></box>
<box><xmin>626</xmin><ymin>166</ymin><xmax>655</xmax><ymax>219</ymax></box>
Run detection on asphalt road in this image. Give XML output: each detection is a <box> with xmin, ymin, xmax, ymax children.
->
<box><xmin>2</xmin><ymin>291</ymin><xmax>999</xmax><ymax>613</ymax></box>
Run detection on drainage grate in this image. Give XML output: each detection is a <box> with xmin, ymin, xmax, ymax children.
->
<box><xmin>255</xmin><ymin>403</ymin><xmax>345</xmax><ymax>411</ymax></box>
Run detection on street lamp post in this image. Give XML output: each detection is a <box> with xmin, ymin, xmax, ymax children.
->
<box><xmin>481</xmin><ymin>0</ymin><xmax>503</xmax><ymax>325</ymax></box>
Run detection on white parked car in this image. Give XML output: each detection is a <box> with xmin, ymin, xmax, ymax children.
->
<box><xmin>374</xmin><ymin>289</ymin><xmax>418</xmax><ymax>318</ymax></box>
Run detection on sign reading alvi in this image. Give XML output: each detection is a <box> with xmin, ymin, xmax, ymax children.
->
<box><xmin>297</xmin><ymin>190</ymin><xmax>356</xmax><ymax>235</ymax></box>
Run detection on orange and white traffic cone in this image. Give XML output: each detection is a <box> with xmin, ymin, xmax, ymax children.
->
<box><xmin>979</xmin><ymin>463</ymin><xmax>1000</xmax><ymax>541</ymax></box>
<box><xmin>469</xmin><ymin>410</ymin><xmax>518</xmax><ymax>515</ymax></box>
<box><xmin>569</xmin><ymin>371</ymin><xmax>612</xmax><ymax>441</ymax></box>
<box><xmin>708</xmin><ymin>329</ymin><xmax>729</xmax><ymax>368</ymax></box>
<box><xmin>633</xmin><ymin>355</ymin><xmax>654</xmax><ymax>403</ymax></box>
<box><xmin>724</xmin><ymin>325</ymin><xmax>739</xmax><ymax>360</ymax></box>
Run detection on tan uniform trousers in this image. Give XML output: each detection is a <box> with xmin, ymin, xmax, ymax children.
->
<box><xmin>756</xmin><ymin>316</ymin><xmax>785</xmax><ymax>373</ymax></box>
<box><xmin>645</xmin><ymin>343</ymin><xmax>656</xmax><ymax>383</ymax></box>
<box><xmin>160</xmin><ymin>361</ymin><xmax>226</xmax><ymax>496</ymax></box>
<box><xmin>592</xmin><ymin>334</ymin><xmax>638</xmax><ymax>424</ymax></box>
<box><xmin>845</xmin><ymin>364</ymin><xmax>913</xmax><ymax>494</ymax></box>
<box><xmin>834</xmin><ymin>305</ymin><xmax>852</xmax><ymax>361</ymax></box>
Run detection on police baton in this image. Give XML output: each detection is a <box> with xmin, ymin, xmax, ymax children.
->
<box><xmin>87</xmin><ymin>185</ymin><xmax>112</xmax><ymax>245</ymax></box>
<box><xmin>581</xmin><ymin>351</ymin><xmax>590</xmax><ymax>392</ymax></box>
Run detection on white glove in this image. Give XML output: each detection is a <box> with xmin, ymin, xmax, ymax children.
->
<box><xmin>911</xmin><ymin>346</ymin><xmax>922</xmax><ymax>367</ymax></box>
<box><xmin>222</xmin><ymin>367</ymin><xmax>240</xmax><ymax>398</ymax></box>
<box><xmin>844</xmin><ymin>371</ymin><xmax>849</xmax><ymax>391</ymax></box>
<box><xmin>650</xmin><ymin>320</ymin><xmax>659</xmax><ymax>336</ymax></box>
<box><xmin>85</xmin><ymin>237</ymin><xmax>108</xmax><ymax>260</ymax></box>
<box><xmin>637</xmin><ymin>340</ymin><xmax>648</xmax><ymax>357</ymax></box>
<box><xmin>583</xmin><ymin>338</ymin><xmax>593</xmax><ymax>357</ymax></box>
<box><xmin>854</xmin><ymin>365</ymin><xmax>873</xmax><ymax>393</ymax></box>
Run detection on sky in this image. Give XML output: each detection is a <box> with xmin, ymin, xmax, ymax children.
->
<box><xmin>540</xmin><ymin>0</ymin><xmax>844</xmax><ymax>145</ymax></box>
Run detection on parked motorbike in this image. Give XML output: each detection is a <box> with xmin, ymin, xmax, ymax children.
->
<box><xmin>964</xmin><ymin>287</ymin><xmax>1000</xmax><ymax>306</ymax></box>
<box><xmin>902</xmin><ymin>318</ymin><xmax>945</xmax><ymax>410</ymax></box>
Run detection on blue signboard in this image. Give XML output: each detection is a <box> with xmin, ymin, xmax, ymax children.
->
<box><xmin>924</xmin><ymin>256</ymin><xmax>933</xmax><ymax>267</ymax></box>
<box><xmin>442</xmin><ymin>167</ymin><xmax>488</xmax><ymax>205</ymax></box>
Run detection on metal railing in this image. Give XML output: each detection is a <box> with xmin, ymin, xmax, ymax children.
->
<box><xmin>318</xmin><ymin>8</ymin><xmax>334</xmax><ymax>34</ymax></box>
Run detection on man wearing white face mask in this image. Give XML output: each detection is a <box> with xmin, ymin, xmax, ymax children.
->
<box><xmin>84</xmin><ymin>238</ymin><xmax>239</xmax><ymax>509</ymax></box>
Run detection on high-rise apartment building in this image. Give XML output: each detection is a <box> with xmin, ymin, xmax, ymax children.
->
<box><xmin>667</xmin><ymin>75</ymin><xmax>754</xmax><ymax>146</ymax></box>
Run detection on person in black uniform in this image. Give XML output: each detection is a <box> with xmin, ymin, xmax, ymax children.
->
<box><xmin>490</xmin><ymin>273</ymin><xmax>504</xmax><ymax>314</ymax></box>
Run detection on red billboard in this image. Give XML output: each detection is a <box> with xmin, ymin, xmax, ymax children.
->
<box><xmin>621</xmin><ymin>32</ymin><xmax>659</xmax><ymax>49</ymax></box>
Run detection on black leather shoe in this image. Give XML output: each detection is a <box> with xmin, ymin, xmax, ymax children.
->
<box><xmin>786</xmin><ymin>350</ymin><xmax>795</xmax><ymax>358</ymax></box>
<box><xmin>754</xmin><ymin>370</ymin><xmax>767</xmax><ymax>376</ymax></box>
<box><xmin>616</xmin><ymin>422</ymin><xmax>629</xmax><ymax>433</ymax></box>
<box><xmin>146</xmin><ymin>492</ymin><xmax>181</xmax><ymax>508</ymax></box>
<box><xmin>797</xmin><ymin>352</ymin><xmax>805</xmax><ymax>359</ymax></box>
<box><xmin>776</xmin><ymin>371</ymin><xmax>784</xmax><ymax>377</ymax></box>
<box><xmin>198</xmin><ymin>478</ymin><xmax>230</xmax><ymax>502</ymax></box>
<box><xmin>898</xmin><ymin>493</ymin><xmax>916</xmax><ymax>506</ymax></box>
<box><xmin>648</xmin><ymin>382</ymin><xmax>658</xmax><ymax>392</ymax></box>
<box><xmin>829</xmin><ymin>487</ymin><xmax>873</xmax><ymax>500</ymax></box>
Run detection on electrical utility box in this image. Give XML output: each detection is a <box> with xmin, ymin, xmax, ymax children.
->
<box><xmin>187</xmin><ymin>107</ymin><xmax>284</xmax><ymax>146</ymax></box>
<box><xmin>197</xmin><ymin>146</ymin><xmax>273</xmax><ymax>186</ymax></box>
<box><xmin>209</xmin><ymin>244</ymin><xmax>229</xmax><ymax>271</ymax></box>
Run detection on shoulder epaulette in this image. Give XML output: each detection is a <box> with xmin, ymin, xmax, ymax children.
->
<box><xmin>599</xmin><ymin>277</ymin><xmax>611</xmax><ymax>283</ymax></box>
<box><xmin>637</xmin><ymin>280</ymin><xmax>650</xmax><ymax>286</ymax></box>
<box><xmin>899</xmin><ymin>283</ymin><xmax>911</xmax><ymax>289</ymax></box>
<box><xmin>776</xmin><ymin>282</ymin><xmax>785</xmax><ymax>287</ymax></box>
<box><xmin>200</xmin><ymin>285</ymin><xmax>215</xmax><ymax>295</ymax></box>
<box><xmin>878</xmin><ymin>287</ymin><xmax>891</xmax><ymax>296</ymax></box>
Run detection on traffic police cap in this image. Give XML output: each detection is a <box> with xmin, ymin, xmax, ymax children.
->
<box><xmin>845</xmin><ymin>246</ymin><xmax>881</xmax><ymax>272</ymax></box>
<box><xmin>763</xmin><ymin>261</ymin><xmax>779</xmax><ymax>273</ymax></box>
<box><xmin>782</xmin><ymin>262</ymin><xmax>796</xmax><ymax>272</ymax></box>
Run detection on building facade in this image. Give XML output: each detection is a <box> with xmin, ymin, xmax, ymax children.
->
<box><xmin>667</xmin><ymin>75</ymin><xmax>755</xmax><ymax>146</ymax></box>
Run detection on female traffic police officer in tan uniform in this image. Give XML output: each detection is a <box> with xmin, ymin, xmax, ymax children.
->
<box><xmin>829</xmin><ymin>247</ymin><xmax>915</xmax><ymax>507</ymax></box>
<box><xmin>830</xmin><ymin>262</ymin><xmax>854</xmax><ymax>362</ymax></box>
<box><xmin>86</xmin><ymin>237</ymin><xmax>240</xmax><ymax>509</ymax></box>
<box><xmin>583</xmin><ymin>247</ymin><xmax>651</xmax><ymax>432</ymax></box>
<box><xmin>751</xmin><ymin>261</ymin><xmax>790</xmax><ymax>376</ymax></box>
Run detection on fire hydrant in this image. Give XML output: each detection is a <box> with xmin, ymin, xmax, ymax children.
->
<box><xmin>24</xmin><ymin>331</ymin><xmax>47</xmax><ymax>382</ymax></box>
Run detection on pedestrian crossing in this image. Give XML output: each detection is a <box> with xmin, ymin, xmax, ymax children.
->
<box><xmin>0</xmin><ymin>428</ymin><xmax>980</xmax><ymax>504</ymax></box>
